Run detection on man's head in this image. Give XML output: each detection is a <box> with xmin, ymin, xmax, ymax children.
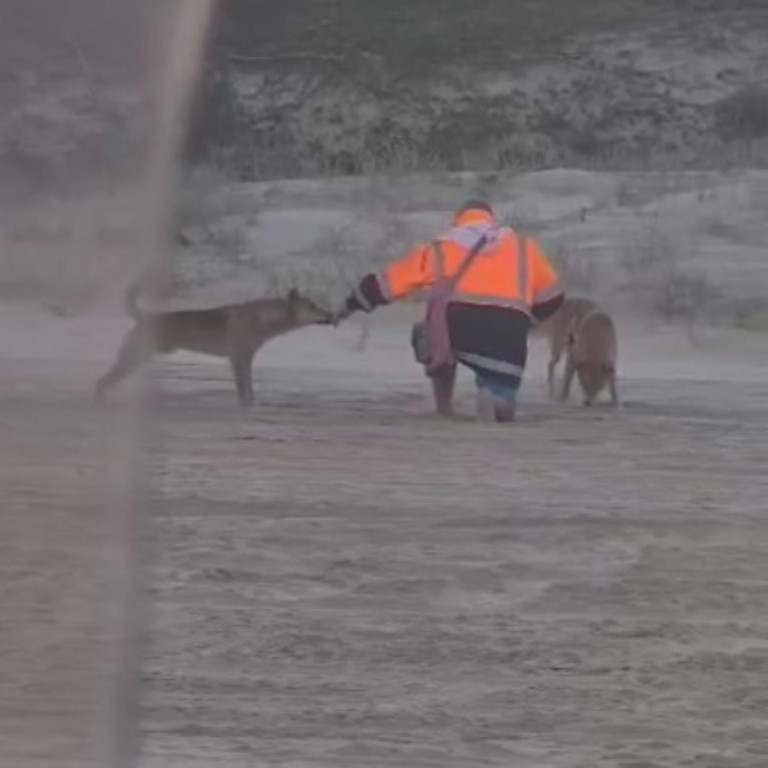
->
<box><xmin>452</xmin><ymin>199</ymin><xmax>496</xmax><ymax>227</ymax></box>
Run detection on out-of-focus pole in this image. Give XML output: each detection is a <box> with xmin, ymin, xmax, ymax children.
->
<box><xmin>0</xmin><ymin>2</ymin><xmax>215</xmax><ymax>767</ymax></box>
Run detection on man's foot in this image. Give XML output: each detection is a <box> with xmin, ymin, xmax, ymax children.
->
<box><xmin>476</xmin><ymin>384</ymin><xmax>518</xmax><ymax>423</ymax></box>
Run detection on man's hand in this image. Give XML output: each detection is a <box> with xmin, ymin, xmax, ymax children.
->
<box><xmin>331</xmin><ymin>288</ymin><xmax>374</xmax><ymax>326</ymax></box>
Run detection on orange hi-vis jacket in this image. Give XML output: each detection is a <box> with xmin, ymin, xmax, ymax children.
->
<box><xmin>351</xmin><ymin>208</ymin><xmax>562</xmax><ymax>317</ymax></box>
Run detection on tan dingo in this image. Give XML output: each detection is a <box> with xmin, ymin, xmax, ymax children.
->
<box><xmin>95</xmin><ymin>282</ymin><xmax>334</xmax><ymax>407</ymax></box>
<box><xmin>533</xmin><ymin>296</ymin><xmax>598</xmax><ymax>397</ymax></box>
<box><xmin>560</xmin><ymin>308</ymin><xmax>619</xmax><ymax>407</ymax></box>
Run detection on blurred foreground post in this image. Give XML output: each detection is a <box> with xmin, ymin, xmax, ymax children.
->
<box><xmin>0</xmin><ymin>1</ymin><xmax>214</xmax><ymax>766</ymax></box>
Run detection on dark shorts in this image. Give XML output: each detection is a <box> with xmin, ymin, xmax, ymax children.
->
<box><xmin>447</xmin><ymin>301</ymin><xmax>530</xmax><ymax>391</ymax></box>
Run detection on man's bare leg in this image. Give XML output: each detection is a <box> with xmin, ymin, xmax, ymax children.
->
<box><xmin>429</xmin><ymin>364</ymin><xmax>457</xmax><ymax>416</ymax></box>
<box><xmin>475</xmin><ymin>389</ymin><xmax>498</xmax><ymax>422</ymax></box>
<box><xmin>475</xmin><ymin>372</ymin><xmax>519</xmax><ymax>423</ymax></box>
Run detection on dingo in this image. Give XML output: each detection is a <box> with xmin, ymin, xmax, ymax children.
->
<box><xmin>533</xmin><ymin>296</ymin><xmax>598</xmax><ymax>397</ymax></box>
<box><xmin>95</xmin><ymin>283</ymin><xmax>334</xmax><ymax>407</ymax></box>
<box><xmin>560</xmin><ymin>308</ymin><xmax>619</xmax><ymax>407</ymax></box>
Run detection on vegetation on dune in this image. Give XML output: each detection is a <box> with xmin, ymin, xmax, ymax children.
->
<box><xmin>181</xmin><ymin>0</ymin><xmax>768</xmax><ymax>180</ymax></box>
<box><xmin>3</xmin><ymin>1</ymin><xmax>768</xmax><ymax>189</ymax></box>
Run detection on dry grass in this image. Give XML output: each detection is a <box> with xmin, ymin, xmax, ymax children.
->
<box><xmin>188</xmin><ymin>10</ymin><xmax>768</xmax><ymax>183</ymax></box>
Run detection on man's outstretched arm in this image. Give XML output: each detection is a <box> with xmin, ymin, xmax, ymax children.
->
<box><xmin>342</xmin><ymin>242</ymin><xmax>437</xmax><ymax>315</ymax></box>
